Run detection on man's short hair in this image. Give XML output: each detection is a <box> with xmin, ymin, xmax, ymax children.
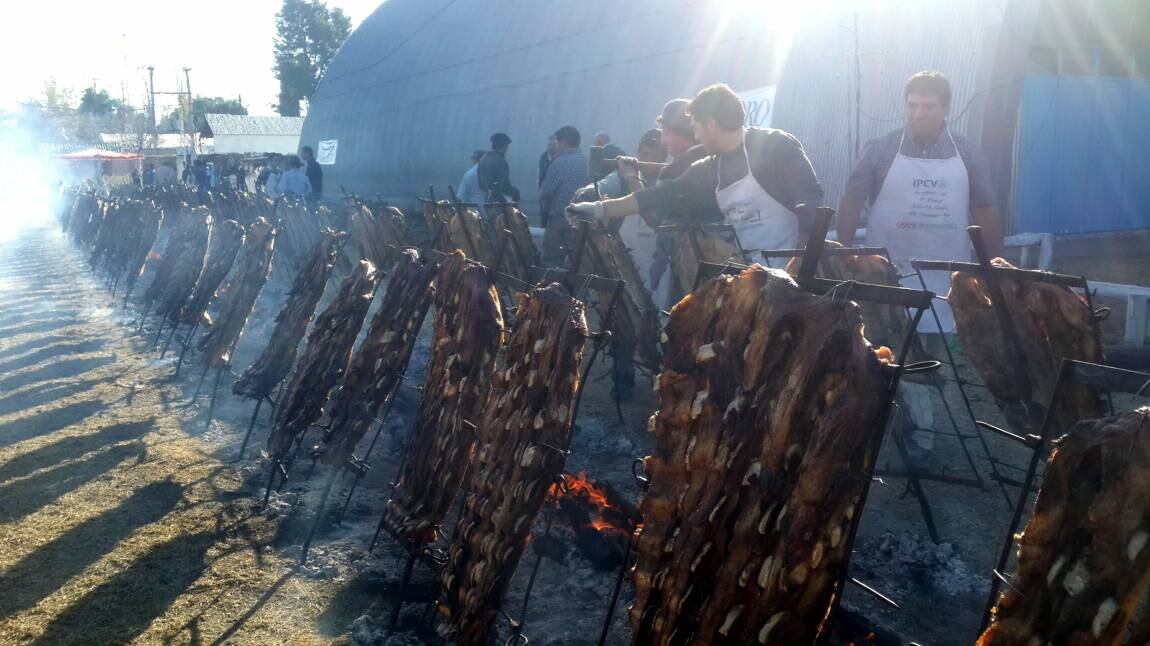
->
<box><xmin>687</xmin><ymin>83</ymin><xmax>745</xmax><ymax>131</ymax></box>
<box><xmin>300</xmin><ymin>145</ymin><xmax>314</xmax><ymax>156</ymax></box>
<box><xmin>491</xmin><ymin>132</ymin><xmax>512</xmax><ymax>148</ymax></box>
<box><xmin>905</xmin><ymin>71</ymin><xmax>952</xmax><ymax>108</ymax></box>
<box><xmin>286</xmin><ymin>155</ymin><xmax>303</xmax><ymax>169</ymax></box>
<box><xmin>554</xmin><ymin>126</ymin><xmax>581</xmax><ymax>148</ymax></box>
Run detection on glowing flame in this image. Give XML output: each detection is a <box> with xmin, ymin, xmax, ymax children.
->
<box><xmin>552</xmin><ymin>471</ymin><xmax>640</xmax><ymax>536</ymax></box>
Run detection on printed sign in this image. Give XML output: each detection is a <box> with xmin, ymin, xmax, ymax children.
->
<box><xmin>317</xmin><ymin>139</ymin><xmax>338</xmax><ymax>165</ymax></box>
<box><xmin>737</xmin><ymin>86</ymin><xmax>776</xmax><ymax>129</ymax></box>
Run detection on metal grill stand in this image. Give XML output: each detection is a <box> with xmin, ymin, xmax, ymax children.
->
<box><xmin>978</xmin><ymin>360</ymin><xmax>1150</xmax><ymax>632</ymax></box>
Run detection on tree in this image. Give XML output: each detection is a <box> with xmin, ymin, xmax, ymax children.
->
<box><xmin>273</xmin><ymin>0</ymin><xmax>351</xmax><ymax>117</ymax></box>
<box><xmin>160</xmin><ymin>96</ymin><xmax>247</xmax><ymax>134</ymax></box>
<box><xmin>78</xmin><ymin>88</ymin><xmax>125</xmax><ymax>117</ymax></box>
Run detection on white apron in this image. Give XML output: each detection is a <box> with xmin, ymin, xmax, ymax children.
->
<box><xmin>867</xmin><ymin>129</ymin><xmax>970</xmax><ymax>333</ymax></box>
<box><xmin>619</xmin><ymin>210</ymin><xmax>658</xmax><ymax>292</ymax></box>
<box><xmin>715</xmin><ymin>139</ymin><xmax>799</xmax><ymax>253</ymax></box>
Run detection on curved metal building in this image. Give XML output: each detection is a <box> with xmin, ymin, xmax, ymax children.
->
<box><xmin>303</xmin><ymin>0</ymin><xmax>1032</xmax><ymax>217</ymax></box>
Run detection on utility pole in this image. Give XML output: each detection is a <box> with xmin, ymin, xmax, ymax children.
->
<box><xmin>147</xmin><ymin>66</ymin><xmax>157</xmax><ymax>151</ymax></box>
<box><xmin>183</xmin><ymin>67</ymin><xmax>195</xmax><ymax>163</ymax></box>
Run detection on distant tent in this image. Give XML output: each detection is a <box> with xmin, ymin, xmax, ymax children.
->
<box><xmin>57</xmin><ymin>149</ymin><xmax>145</xmax><ymax>161</ymax></box>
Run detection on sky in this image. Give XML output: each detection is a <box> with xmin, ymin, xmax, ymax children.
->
<box><xmin>0</xmin><ymin>0</ymin><xmax>383</xmax><ymax>116</ymax></box>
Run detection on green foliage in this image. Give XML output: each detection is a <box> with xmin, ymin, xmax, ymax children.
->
<box><xmin>78</xmin><ymin>88</ymin><xmax>125</xmax><ymax>117</ymax></box>
<box><xmin>161</xmin><ymin>96</ymin><xmax>247</xmax><ymax>134</ymax></box>
<box><xmin>273</xmin><ymin>0</ymin><xmax>351</xmax><ymax>116</ymax></box>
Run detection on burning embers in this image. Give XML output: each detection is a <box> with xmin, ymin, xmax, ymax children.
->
<box><xmin>546</xmin><ymin>472</ymin><xmax>642</xmax><ymax>570</ymax></box>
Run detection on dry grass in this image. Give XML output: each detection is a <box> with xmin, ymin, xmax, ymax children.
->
<box><xmin>0</xmin><ymin>229</ymin><xmax>360</xmax><ymax>646</ymax></box>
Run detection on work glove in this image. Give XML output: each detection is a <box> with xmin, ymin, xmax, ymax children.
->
<box><xmin>615</xmin><ymin>156</ymin><xmax>639</xmax><ymax>181</ymax></box>
<box><xmin>566</xmin><ymin>201</ymin><xmax>605</xmax><ymax>225</ymax></box>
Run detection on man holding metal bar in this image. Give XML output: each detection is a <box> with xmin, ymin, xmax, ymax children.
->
<box><xmin>566</xmin><ymin>83</ymin><xmax>823</xmax><ymax>255</ymax></box>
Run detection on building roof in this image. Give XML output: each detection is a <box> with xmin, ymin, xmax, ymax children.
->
<box><xmin>99</xmin><ymin>133</ymin><xmax>190</xmax><ymax>151</ymax></box>
<box><xmin>58</xmin><ymin>148</ymin><xmax>144</xmax><ymax>161</ymax></box>
<box><xmin>204</xmin><ymin>114</ymin><xmax>304</xmax><ymax>137</ymax></box>
<box><xmin>301</xmin><ymin>0</ymin><xmax>1026</xmax><ymax>211</ymax></box>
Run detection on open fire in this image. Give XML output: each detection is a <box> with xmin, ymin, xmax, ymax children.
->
<box><xmin>543</xmin><ymin>471</ymin><xmax>642</xmax><ymax>570</ymax></box>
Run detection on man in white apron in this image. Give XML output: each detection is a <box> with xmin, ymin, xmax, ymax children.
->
<box><xmin>837</xmin><ymin>71</ymin><xmax>1003</xmax><ymax>464</ymax></box>
<box><xmin>567</xmin><ymin>83</ymin><xmax>822</xmax><ymax>262</ymax></box>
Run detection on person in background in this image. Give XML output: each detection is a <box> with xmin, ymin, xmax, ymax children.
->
<box><xmin>191</xmin><ymin>159</ymin><xmax>211</xmax><ymax>193</ymax></box>
<box><xmin>456</xmin><ymin>150</ymin><xmax>488</xmax><ymax>207</ymax></box>
<box><xmin>142</xmin><ymin>163</ymin><xmax>156</xmax><ymax>187</ymax></box>
<box><xmin>300</xmin><ymin>146</ymin><xmax>323</xmax><ymax>202</ymax></box>
<box><xmin>265</xmin><ymin>159</ymin><xmax>284</xmax><ymax>198</ymax></box>
<box><xmin>278</xmin><ymin>155</ymin><xmax>311</xmax><ymax>199</ymax></box>
<box><xmin>538</xmin><ymin>134</ymin><xmax>558</xmax><ymax>202</ymax></box>
<box><xmin>234</xmin><ymin>164</ymin><xmax>248</xmax><ymax>192</ymax></box>
<box><xmin>836</xmin><ymin>70</ymin><xmax>1004</xmax><ymax>466</ymax></box>
<box><xmin>570</xmin><ymin>128</ymin><xmax>667</xmax><ymax>401</ymax></box>
<box><xmin>539</xmin><ymin>126</ymin><xmax>590</xmax><ymax>265</ymax></box>
<box><xmin>130</xmin><ymin>166</ymin><xmax>142</xmax><ymax>188</ymax></box>
<box><xmin>650</xmin><ymin>98</ymin><xmax>707</xmax><ymax>305</ymax></box>
<box><xmin>478</xmin><ymin>132</ymin><xmax>520</xmax><ymax>204</ymax></box>
<box><xmin>567</xmin><ymin>83</ymin><xmax>823</xmax><ymax>254</ymax></box>
<box><xmin>593</xmin><ymin>132</ymin><xmax>611</xmax><ymax>148</ymax></box>
<box><xmin>154</xmin><ymin>161</ymin><xmax>176</xmax><ymax>186</ymax></box>
<box><xmin>615</xmin><ymin>129</ymin><xmax>668</xmax><ymax>284</ymax></box>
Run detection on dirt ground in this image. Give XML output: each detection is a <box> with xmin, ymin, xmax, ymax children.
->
<box><xmin>2</xmin><ymin>218</ymin><xmax>1131</xmax><ymax>646</ymax></box>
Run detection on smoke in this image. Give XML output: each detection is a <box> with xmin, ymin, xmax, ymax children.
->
<box><xmin>0</xmin><ymin>116</ymin><xmax>64</xmax><ymax>243</ymax></box>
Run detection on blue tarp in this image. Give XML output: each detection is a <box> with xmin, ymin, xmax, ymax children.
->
<box><xmin>1016</xmin><ymin>75</ymin><xmax>1150</xmax><ymax>234</ymax></box>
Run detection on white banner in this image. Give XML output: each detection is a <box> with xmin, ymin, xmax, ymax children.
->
<box><xmin>738</xmin><ymin>86</ymin><xmax>776</xmax><ymax>129</ymax></box>
<box><xmin>317</xmin><ymin>139</ymin><xmax>338</xmax><ymax>165</ymax></box>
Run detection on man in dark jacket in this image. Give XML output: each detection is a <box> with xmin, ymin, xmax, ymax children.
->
<box><xmin>567</xmin><ymin>83</ymin><xmax>823</xmax><ymax>253</ymax></box>
<box><xmin>300</xmin><ymin>145</ymin><xmax>323</xmax><ymax>202</ymax></box>
<box><xmin>477</xmin><ymin>132</ymin><xmax>520</xmax><ymax>204</ymax></box>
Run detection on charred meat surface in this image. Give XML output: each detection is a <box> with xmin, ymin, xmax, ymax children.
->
<box><xmin>575</xmin><ymin>226</ymin><xmax>662</xmax><ymax>370</ymax></box>
<box><xmin>631</xmin><ymin>265</ymin><xmax>891</xmax><ymax>645</ymax></box>
<box><xmin>153</xmin><ymin>209</ymin><xmax>214</xmax><ymax>323</ymax></box>
<box><xmin>121</xmin><ymin>202</ymin><xmax>165</xmax><ymax>299</ymax></box>
<box><xmin>321</xmin><ymin>248</ymin><xmax>437</xmax><ymax>464</ymax></box>
<box><xmin>348</xmin><ymin>203</ymin><xmax>406</xmax><ymax>270</ymax></box>
<box><xmin>385</xmin><ymin>251</ymin><xmax>504</xmax><ymax>542</ymax></box>
<box><xmin>784</xmin><ymin>240</ymin><xmax>908</xmax><ymax>350</ymax></box>
<box><xmin>437</xmin><ymin>284</ymin><xmax>587</xmax><ymax>645</ymax></box>
<box><xmin>671</xmin><ymin>228</ymin><xmax>741</xmax><ymax>296</ymax></box>
<box><xmin>198</xmin><ymin>218</ymin><xmax>276</xmax><ymax>368</ymax></box>
<box><xmin>949</xmin><ymin>258</ymin><xmax>1104</xmax><ymax>431</ymax></box>
<box><xmin>144</xmin><ymin>207</ymin><xmax>212</xmax><ymax>309</ymax></box>
<box><xmin>492</xmin><ymin>203</ymin><xmax>539</xmax><ymax>282</ymax></box>
<box><xmin>979</xmin><ymin>408</ymin><xmax>1150</xmax><ymax>646</ymax></box>
<box><xmin>267</xmin><ymin>260</ymin><xmax>381</xmax><ymax>458</ymax></box>
<box><xmin>232</xmin><ymin>231</ymin><xmax>344</xmax><ymax>401</ymax></box>
<box><xmin>180</xmin><ymin>219</ymin><xmax>245</xmax><ymax>325</ymax></box>
<box><xmin>425</xmin><ymin>201</ymin><xmax>496</xmax><ymax>268</ymax></box>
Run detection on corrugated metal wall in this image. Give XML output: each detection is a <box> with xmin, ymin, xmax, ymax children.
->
<box><xmin>303</xmin><ymin>0</ymin><xmax>1022</xmax><ymax>214</ymax></box>
<box><xmin>1015</xmin><ymin>76</ymin><xmax>1150</xmax><ymax>234</ymax></box>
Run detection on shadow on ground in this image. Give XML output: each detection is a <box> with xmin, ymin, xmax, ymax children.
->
<box><xmin>0</xmin><ymin>355</ymin><xmax>117</xmax><ymax>393</ymax></box>
<box><xmin>0</xmin><ymin>441</ymin><xmax>147</xmax><ymax>524</ymax></box>
<box><xmin>0</xmin><ymin>418</ymin><xmax>155</xmax><ymax>482</ymax></box>
<box><xmin>0</xmin><ymin>479</ymin><xmax>183</xmax><ymax>619</ymax></box>
<box><xmin>0</xmin><ymin>400</ymin><xmax>106</xmax><ymax>449</ymax></box>
<box><xmin>31</xmin><ymin>528</ymin><xmax>217</xmax><ymax>646</ymax></box>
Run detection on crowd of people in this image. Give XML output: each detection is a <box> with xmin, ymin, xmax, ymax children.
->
<box><xmin>127</xmin><ymin>146</ymin><xmax>325</xmax><ymax>203</ymax></box>
<box><xmin>458</xmin><ymin>72</ymin><xmax>1004</xmax><ymax>462</ymax></box>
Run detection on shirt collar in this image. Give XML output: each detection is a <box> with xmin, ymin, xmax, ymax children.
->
<box><xmin>908</xmin><ymin>122</ymin><xmax>948</xmax><ymax>150</ymax></box>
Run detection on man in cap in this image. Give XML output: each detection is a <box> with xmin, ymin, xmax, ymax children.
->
<box><xmin>477</xmin><ymin>132</ymin><xmax>520</xmax><ymax>203</ymax></box>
